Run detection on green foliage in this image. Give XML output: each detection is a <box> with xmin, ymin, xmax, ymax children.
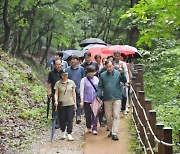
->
<box><xmin>139</xmin><ymin>47</ymin><xmax>180</xmax><ymax>152</ymax></box>
<box><xmin>0</xmin><ymin>50</ymin><xmax>48</xmax><ymax>152</ymax></box>
<box><xmin>31</xmin><ymin>85</ymin><xmax>46</xmax><ymax>102</ymax></box>
<box><xmin>122</xmin><ymin>0</ymin><xmax>180</xmax><ymax>47</ymax></box>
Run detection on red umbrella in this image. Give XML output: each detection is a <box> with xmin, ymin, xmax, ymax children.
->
<box><xmin>87</xmin><ymin>45</ymin><xmax>141</xmax><ymax>60</ymax></box>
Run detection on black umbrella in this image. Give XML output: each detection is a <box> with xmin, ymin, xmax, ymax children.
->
<box><xmin>62</xmin><ymin>50</ymin><xmax>85</xmax><ymax>60</ymax></box>
<box><xmin>46</xmin><ymin>95</ymin><xmax>51</xmax><ymax>119</ymax></box>
<box><xmin>51</xmin><ymin>106</ymin><xmax>58</xmax><ymax>142</ymax></box>
<box><xmin>79</xmin><ymin>38</ymin><xmax>106</xmax><ymax>47</ymax></box>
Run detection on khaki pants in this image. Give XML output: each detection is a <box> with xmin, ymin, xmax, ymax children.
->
<box><xmin>104</xmin><ymin>100</ymin><xmax>121</xmax><ymax>135</ymax></box>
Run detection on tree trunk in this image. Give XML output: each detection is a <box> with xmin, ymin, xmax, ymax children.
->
<box><xmin>15</xmin><ymin>29</ymin><xmax>23</xmax><ymax>55</ymax></box>
<box><xmin>128</xmin><ymin>0</ymin><xmax>140</xmax><ymax>47</ymax></box>
<box><xmin>128</xmin><ymin>26</ymin><xmax>139</xmax><ymax>47</ymax></box>
<box><xmin>11</xmin><ymin>30</ymin><xmax>18</xmax><ymax>56</ymax></box>
<box><xmin>40</xmin><ymin>33</ymin><xmax>52</xmax><ymax>65</ymax></box>
<box><xmin>19</xmin><ymin>11</ymin><xmax>36</xmax><ymax>54</ymax></box>
<box><xmin>2</xmin><ymin>0</ymin><xmax>11</xmax><ymax>51</ymax></box>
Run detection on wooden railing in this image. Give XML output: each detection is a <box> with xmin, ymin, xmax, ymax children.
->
<box><xmin>130</xmin><ymin>64</ymin><xmax>180</xmax><ymax>154</ymax></box>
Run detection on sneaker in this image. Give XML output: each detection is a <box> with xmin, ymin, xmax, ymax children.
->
<box><xmin>112</xmin><ymin>134</ymin><xmax>119</xmax><ymax>141</ymax></box>
<box><xmin>60</xmin><ymin>131</ymin><xmax>66</xmax><ymax>140</ymax></box>
<box><xmin>108</xmin><ymin>132</ymin><xmax>112</xmax><ymax>138</ymax></box>
<box><xmin>76</xmin><ymin>116</ymin><xmax>81</xmax><ymax>124</ymax></box>
<box><xmin>88</xmin><ymin>128</ymin><xmax>92</xmax><ymax>133</ymax></box>
<box><xmin>126</xmin><ymin>107</ymin><xmax>129</xmax><ymax>113</ymax></box>
<box><xmin>92</xmin><ymin>130</ymin><xmax>98</xmax><ymax>135</ymax></box>
<box><xmin>122</xmin><ymin>110</ymin><xmax>127</xmax><ymax>115</ymax></box>
<box><xmin>67</xmin><ymin>134</ymin><xmax>74</xmax><ymax>141</ymax></box>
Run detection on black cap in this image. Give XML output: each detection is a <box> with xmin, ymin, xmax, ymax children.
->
<box><xmin>61</xmin><ymin>69</ymin><xmax>68</xmax><ymax>75</ymax></box>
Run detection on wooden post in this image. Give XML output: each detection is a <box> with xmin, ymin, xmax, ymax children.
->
<box><xmin>145</xmin><ymin>99</ymin><xmax>152</xmax><ymax>144</ymax></box>
<box><xmin>145</xmin><ymin>99</ymin><xmax>152</xmax><ymax>119</ymax></box>
<box><xmin>139</xmin><ymin>91</ymin><xmax>147</xmax><ymax>148</ymax></box>
<box><xmin>149</xmin><ymin>110</ymin><xmax>156</xmax><ymax>148</ymax></box>
<box><xmin>134</xmin><ymin>64</ymin><xmax>143</xmax><ymax>70</ymax></box>
<box><xmin>135</xmin><ymin>83</ymin><xmax>141</xmax><ymax>99</ymax></box>
<box><xmin>163</xmin><ymin>127</ymin><xmax>173</xmax><ymax>154</ymax></box>
<box><xmin>132</xmin><ymin>76</ymin><xmax>137</xmax><ymax>90</ymax></box>
<box><xmin>156</xmin><ymin>124</ymin><xmax>165</xmax><ymax>154</ymax></box>
<box><xmin>137</xmin><ymin>69</ymin><xmax>144</xmax><ymax>91</ymax></box>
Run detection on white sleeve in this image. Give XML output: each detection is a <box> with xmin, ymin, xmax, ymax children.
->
<box><xmin>80</xmin><ymin>78</ymin><xmax>85</xmax><ymax>102</ymax></box>
<box><xmin>123</xmin><ymin>62</ymin><xmax>130</xmax><ymax>83</ymax></box>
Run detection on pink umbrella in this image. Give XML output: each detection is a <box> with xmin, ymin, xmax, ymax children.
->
<box><xmin>90</xmin><ymin>97</ymin><xmax>103</xmax><ymax>117</ymax></box>
<box><xmin>87</xmin><ymin>45</ymin><xmax>141</xmax><ymax>60</ymax></box>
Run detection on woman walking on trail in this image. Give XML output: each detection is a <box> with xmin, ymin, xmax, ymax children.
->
<box><xmin>54</xmin><ymin>69</ymin><xmax>77</xmax><ymax>141</ymax></box>
<box><xmin>80</xmin><ymin>65</ymin><xmax>99</xmax><ymax>135</ymax></box>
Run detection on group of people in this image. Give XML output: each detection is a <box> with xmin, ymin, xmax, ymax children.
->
<box><xmin>47</xmin><ymin>50</ymin><xmax>133</xmax><ymax>141</ymax></box>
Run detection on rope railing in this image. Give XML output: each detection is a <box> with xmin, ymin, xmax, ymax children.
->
<box><xmin>131</xmin><ymin>97</ymin><xmax>154</xmax><ymax>153</ymax></box>
<box><xmin>131</xmin><ymin>85</ymin><xmax>179</xmax><ymax>147</ymax></box>
<box><xmin>131</xmin><ymin>108</ymin><xmax>147</xmax><ymax>154</ymax></box>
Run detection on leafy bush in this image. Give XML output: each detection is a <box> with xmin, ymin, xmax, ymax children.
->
<box><xmin>139</xmin><ymin>46</ymin><xmax>180</xmax><ymax>152</ymax></box>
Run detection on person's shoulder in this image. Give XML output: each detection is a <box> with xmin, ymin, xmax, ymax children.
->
<box><xmin>81</xmin><ymin>77</ymin><xmax>86</xmax><ymax>80</ymax></box>
<box><xmin>114</xmin><ymin>69</ymin><xmax>120</xmax><ymax>74</ymax></box>
<box><xmin>68</xmin><ymin>79</ymin><xmax>75</xmax><ymax>83</ymax></box>
<box><xmin>55</xmin><ymin>80</ymin><xmax>61</xmax><ymax>85</ymax></box>
<box><xmin>78</xmin><ymin>65</ymin><xmax>84</xmax><ymax>70</ymax></box>
<box><xmin>100</xmin><ymin>71</ymin><xmax>107</xmax><ymax>77</ymax></box>
<box><xmin>68</xmin><ymin>79</ymin><xmax>76</xmax><ymax>86</ymax></box>
<box><xmin>94</xmin><ymin>76</ymin><xmax>99</xmax><ymax>81</ymax></box>
<box><xmin>48</xmin><ymin>69</ymin><xmax>54</xmax><ymax>75</ymax></box>
<box><xmin>92</xmin><ymin>61</ymin><xmax>98</xmax><ymax>65</ymax></box>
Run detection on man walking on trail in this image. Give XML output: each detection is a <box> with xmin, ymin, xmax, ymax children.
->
<box><xmin>47</xmin><ymin>58</ymin><xmax>62</xmax><ymax>128</ymax></box>
<box><xmin>97</xmin><ymin>60</ymin><xmax>126</xmax><ymax>141</ymax></box>
<box><xmin>66</xmin><ymin>55</ymin><xmax>85</xmax><ymax>124</ymax></box>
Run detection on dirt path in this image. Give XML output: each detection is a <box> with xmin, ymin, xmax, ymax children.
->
<box><xmin>84</xmin><ymin>113</ymin><xmax>131</xmax><ymax>154</ymax></box>
<box><xmin>21</xmin><ymin>113</ymin><xmax>131</xmax><ymax>154</ymax></box>
<box><xmin>21</xmin><ymin>121</ymin><xmax>85</xmax><ymax>154</ymax></box>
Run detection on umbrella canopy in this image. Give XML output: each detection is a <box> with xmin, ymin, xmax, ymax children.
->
<box><xmin>87</xmin><ymin>45</ymin><xmax>142</xmax><ymax>60</ymax></box>
<box><xmin>79</xmin><ymin>38</ymin><xmax>106</xmax><ymax>47</ymax></box>
<box><xmin>83</xmin><ymin>44</ymin><xmax>107</xmax><ymax>51</ymax></box>
<box><xmin>46</xmin><ymin>57</ymin><xmax>55</xmax><ymax>68</ymax></box>
<box><xmin>62</xmin><ymin>50</ymin><xmax>85</xmax><ymax>60</ymax></box>
<box><xmin>124</xmin><ymin>45</ymin><xmax>142</xmax><ymax>58</ymax></box>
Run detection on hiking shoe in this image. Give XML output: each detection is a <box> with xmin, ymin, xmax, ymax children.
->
<box><xmin>60</xmin><ymin>131</ymin><xmax>66</xmax><ymax>140</ymax></box>
<box><xmin>67</xmin><ymin>134</ymin><xmax>74</xmax><ymax>141</ymax></box>
<box><xmin>108</xmin><ymin>132</ymin><xmax>112</xmax><ymax>138</ymax></box>
<box><xmin>92</xmin><ymin>130</ymin><xmax>98</xmax><ymax>135</ymax></box>
<box><xmin>112</xmin><ymin>134</ymin><xmax>119</xmax><ymax>141</ymax></box>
